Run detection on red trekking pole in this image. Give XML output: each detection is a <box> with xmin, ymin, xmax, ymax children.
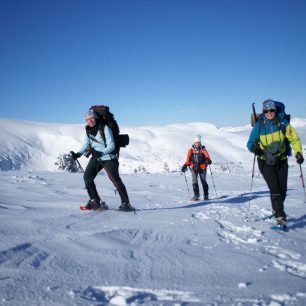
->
<box><xmin>75</xmin><ymin>158</ymin><xmax>84</xmax><ymax>173</ymax></box>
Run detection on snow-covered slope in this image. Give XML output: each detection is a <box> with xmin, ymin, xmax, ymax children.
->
<box><xmin>1</xmin><ymin>168</ymin><xmax>306</xmax><ymax>305</ymax></box>
<box><xmin>1</xmin><ymin>118</ymin><xmax>305</xmax><ymax>172</ymax></box>
<box><xmin>1</xmin><ymin>118</ymin><xmax>306</xmax><ymax>305</ymax></box>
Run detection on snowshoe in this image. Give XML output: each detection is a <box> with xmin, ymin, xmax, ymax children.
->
<box><xmin>118</xmin><ymin>202</ymin><xmax>135</xmax><ymax>212</ymax></box>
<box><xmin>271</xmin><ymin>224</ymin><xmax>288</xmax><ymax>232</ymax></box>
<box><xmin>271</xmin><ymin>217</ymin><xmax>288</xmax><ymax>232</ymax></box>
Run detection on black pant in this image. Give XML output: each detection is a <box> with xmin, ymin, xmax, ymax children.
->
<box><xmin>257</xmin><ymin>158</ymin><xmax>288</xmax><ymax>219</ymax></box>
<box><xmin>190</xmin><ymin>168</ymin><xmax>209</xmax><ymax>196</ymax></box>
<box><xmin>83</xmin><ymin>157</ymin><xmax>129</xmax><ymax>204</ymax></box>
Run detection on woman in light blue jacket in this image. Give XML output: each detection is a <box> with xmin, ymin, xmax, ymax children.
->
<box><xmin>71</xmin><ymin>109</ymin><xmax>134</xmax><ymax>211</ymax></box>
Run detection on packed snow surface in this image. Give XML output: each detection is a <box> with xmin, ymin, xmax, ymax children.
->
<box><xmin>1</xmin><ymin>118</ymin><xmax>306</xmax><ymax>305</ymax></box>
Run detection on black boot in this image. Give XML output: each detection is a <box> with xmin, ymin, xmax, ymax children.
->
<box><xmin>118</xmin><ymin>202</ymin><xmax>135</xmax><ymax>212</ymax></box>
<box><xmin>276</xmin><ymin>216</ymin><xmax>287</xmax><ymax>228</ymax></box>
<box><xmin>192</xmin><ymin>183</ymin><xmax>200</xmax><ymax>200</ymax></box>
<box><xmin>86</xmin><ymin>198</ymin><xmax>108</xmax><ymax>210</ymax></box>
<box><xmin>203</xmin><ymin>183</ymin><xmax>209</xmax><ymax>200</ymax></box>
<box><xmin>270</xmin><ymin>193</ymin><xmax>286</xmax><ymax>220</ymax></box>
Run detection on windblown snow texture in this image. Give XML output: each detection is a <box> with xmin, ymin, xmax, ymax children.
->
<box><xmin>0</xmin><ymin>118</ymin><xmax>306</xmax><ymax>305</ymax></box>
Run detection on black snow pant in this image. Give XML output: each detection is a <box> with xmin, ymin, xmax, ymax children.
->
<box><xmin>191</xmin><ymin>168</ymin><xmax>209</xmax><ymax>197</ymax></box>
<box><xmin>83</xmin><ymin>157</ymin><xmax>129</xmax><ymax>204</ymax></box>
<box><xmin>257</xmin><ymin>158</ymin><xmax>288</xmax><ymax>219</ymax></box>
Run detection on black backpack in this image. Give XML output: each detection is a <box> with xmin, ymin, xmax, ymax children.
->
<box><xmin>89</xmin><ymin>105</ymin><xmax>129</xmax><ymax>156</ymax></box>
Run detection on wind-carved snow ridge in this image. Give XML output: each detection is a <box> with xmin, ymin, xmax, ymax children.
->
<box><xmin>272</xmin><ymin>259</ymin><xmax>306</xmax><ymax>279</ymax></box>
<box><xmin>0</xmin><ymin>242</ymin><xmax>49</xmax><ymax>268</ymax></box>
<box><xmin>79</xmin><ymin>286</ymin><xmax>201</xmax><ymax>305</ymax></box>
<box><xmin>216</xmin><ymin>219</ymin><xmax>263</xmax><ymax>244</ymax></box>
<box><xmin>263</xmin><ymin>246</ymin><xmax>306</xmax><ymax>279</ymax></box>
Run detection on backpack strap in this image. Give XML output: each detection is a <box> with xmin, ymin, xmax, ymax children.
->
<box><xmin>190</xmin><ymin>145</ymin><xmax>207</xmax><ymax>164</ymax></box>
<box><xmin>278</xmin><ymin>115</ymin><xmax>292</xmax><ymax>156</ymax></box>
<box><xmin>98</xmin><ymin>123</ymin><xmax>106</xmax><ymax>147</ymax></box>
<box><xmin>85</xmin><ymin>125</ymin><xmax>104</xmax><ymax>145</ymax></box>
<box><xmin>98</xmin><ymin>122</ymin><xmax>119</xmax><ymax>158</ymax></box>
<box><xmin>256</xmin><ymin>115</ymin><xmax>265</xmax><ymax>148</ymax></box>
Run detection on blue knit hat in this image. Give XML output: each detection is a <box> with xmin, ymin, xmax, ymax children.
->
<box><xmin>263</xmin><ymin>99</ymin><xmax>276</xmax><ymax>111</ymax></box>
<box><xmin>85</xmin><ymin>109</ymin><xmax>99</xmax><ymax>119</ymax></box>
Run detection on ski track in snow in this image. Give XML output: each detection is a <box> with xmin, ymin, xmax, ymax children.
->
<box><xmin>1</xmin><ymin>169</ymin><xmax>306</xmax><ymax>305</ymax></box>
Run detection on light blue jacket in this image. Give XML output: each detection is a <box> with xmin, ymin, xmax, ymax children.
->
<box><xmin>78</xmin><ymin>125</ymin><xmax>117</xmax><ymax>161</ymax></box>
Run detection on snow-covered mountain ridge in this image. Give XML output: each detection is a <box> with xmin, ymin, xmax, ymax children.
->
<box><xmin>1</xmin><ymin>117</ymin><xmax>306</xmax><ymax>172</ymax></box>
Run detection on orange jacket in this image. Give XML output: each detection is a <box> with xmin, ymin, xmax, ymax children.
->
<box><xmin>184</xmin><ymin>146</ymin><xmax>211</xmax><ymax>170</ymax></box>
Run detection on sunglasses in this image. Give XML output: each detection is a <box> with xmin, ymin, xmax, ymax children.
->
<box><xmin>86</xmin><ymin>116</ymin><xmax>96</xmax><ymax>121</ymax></box>
<box><xmin>263</xmin><ymin>109</ymin><xmax>276</xmax><ymax>114</ymax></box>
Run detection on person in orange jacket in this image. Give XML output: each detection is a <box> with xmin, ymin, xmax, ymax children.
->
<box><xmin>182</xmin><ymin>135</ymin><xmax>212</xmax><ymax>200</ymax></box>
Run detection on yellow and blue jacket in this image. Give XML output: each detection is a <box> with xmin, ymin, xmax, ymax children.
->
<box><xmin>247</xmin><ymin>113</ymin><xmax>302</xmax><ymax>160</ymax></box>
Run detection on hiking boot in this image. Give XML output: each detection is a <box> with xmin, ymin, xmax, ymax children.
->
<box><xmin>191</xmin><ymin>196</ymin><xmax>199</xmax><ymax>201</ymax></box>
<box><xmin>99</xmin><ymin>201</ymin><xmax>109</xmax><ymax>210</ymax></box>
<box><xmin>204</xmin><ymin>195</ymin><xmax>209</xmax><ymax>201</ymax></box>
<box><xmin>86</xmin><ymin>199</ymin><xmax>108</xmax><ymax>210</ymax></box>
<box><xmin>276</xmin><ymin>217</ymin><xmax>287</xmax><ymax>227</ymax></box>
<box><xmin>118</xmin><ymin>202</ymin><xmax>135</xmax><ymax>212</ymax></box>
<box><xmin>85</xmin><ymin>199</ymin><xmax>94</xmax><ymax>209</ymax></box>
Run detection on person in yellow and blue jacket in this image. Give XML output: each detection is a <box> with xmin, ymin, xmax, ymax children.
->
<box><xmin>247</xmin><ymin>99</ymin><xmax>304</xmax><ymax>228</ymax></box>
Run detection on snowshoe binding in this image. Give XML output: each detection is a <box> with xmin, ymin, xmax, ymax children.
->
<box><xmin>86</xmin><ymin>199</ymin><xmax>109</xmax><ymax>211</ymax></box>
<box><xmin>118</xmin><ymin>202</ymin><xmax>135</xmax><ymax>212</ymax></box>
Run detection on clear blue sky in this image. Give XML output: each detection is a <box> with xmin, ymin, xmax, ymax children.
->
<box><xmin>1</xmin><ymin>0</ymin><xmax>306</xmax><ymax>126</ymax></box>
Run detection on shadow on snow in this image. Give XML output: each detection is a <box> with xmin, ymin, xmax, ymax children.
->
<box><xmin>140</xmin><ymin>190</ymin><xmax>272</xmax><ymax>211</ymax></box>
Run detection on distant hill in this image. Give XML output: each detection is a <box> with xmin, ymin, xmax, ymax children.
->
<box><xmin>0</xmin><ymin>118</ymin><xmax>305</xmax><ymax>172</ymax></box>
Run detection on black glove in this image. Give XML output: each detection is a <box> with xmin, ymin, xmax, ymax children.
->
<box><xmin>207</xmin><ymin>160</ymin><xmax>212</xmax><ymax>165</ymax></box>
<box><xmin>181</xmin><ymin>165</ymin><xmax>187</xmax><ymax>173</ymax></box>
<box><xmin>296</xmin><ymin>152</ymin><xmax>304</xmax><ymax>165</ymax></box>
<box><xmin>252</xmin><ymin>143</ymin><xmax>264</xmax><ymax>156</ymax></box>
<box><xmin>70</xmin><ymin>151</ymin><xmax>81</xmax><ymax>160</ymax></box>
<box><xmin>91</xmin><ymin>148</ymin><xmax>103</xmax><ymax>158</ymax></box>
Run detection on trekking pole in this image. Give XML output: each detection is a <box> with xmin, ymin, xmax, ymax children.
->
<box><xmin>183</xmin><ymin>171</ymin><xmax>191</xmax><ymax>200</ymax></box>
<box><xmin>299</xmin><ymin>164</ymin><xmax>306</xmax><ymax>203</ymax></box>
<box><xmin>246</xmin><ymin>154</ymin><xmax>256</xmax><ymax>221</ymax></box>
<box><xmin>208</xmin><ymin>164</ymin><xmax>218</xmax><ymax>200</ymax></box>
<box><xmin>75</xmin><ymin>158</ymin><xmax>85</xmax><ymax>173</ymax></box>
<box><xmin>102</xmin><ymin>161</ymin><xmax>137</xmax><ymax>214</ymax></box>
<box><xmin>246</xmin><ymin>102</ymin><xmax>259</xmax><ymax>221</ymax></box>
